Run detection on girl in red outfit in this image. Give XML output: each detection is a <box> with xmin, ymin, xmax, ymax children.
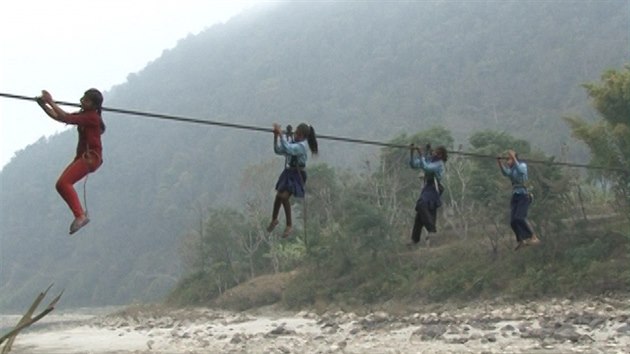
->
<box><xmin>36</xmin><ymin>89</ymin><xmax>105</xmax><ymax>235</ymax></box>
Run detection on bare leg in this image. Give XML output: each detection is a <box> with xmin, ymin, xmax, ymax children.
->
<box><xmin>278</xmin><ymin>191</ymin><xmax>293</xmax><ymax>237</ymax></box>
<box><xmin>268</xmin><ymin>194</ymin><xmax>283</xmax><ymax>232</ymax></box>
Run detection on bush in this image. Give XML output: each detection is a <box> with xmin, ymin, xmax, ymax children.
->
<box><xmin>166</xmin><ymin>271</ymin><xmax>218</xmax><ymax>306</ymax></box>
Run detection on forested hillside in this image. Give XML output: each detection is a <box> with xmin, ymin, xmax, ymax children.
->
<box><xmin>1</xmin><ymin>0</ymin><xmax>627</xmax><ymax>309</ymax></box>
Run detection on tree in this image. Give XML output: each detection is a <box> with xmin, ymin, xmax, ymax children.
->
<box><xmin>441</xmin><ymin>144</ymin><xmax>478</xmax><ymax>239</ymax></box>
<box><xmin>565</xmin><ymin>65</ymin><xmax>630</xmax><ymax>217</ymax></box>
<box><xmin>200</xmin><ymin>208</ymin><xmax>248</xmax><ymax>295</ymax></box>
<box><xmin>239</xmin><ymin>161</ymin><xmax>278</xmax><ymax>275</ymax></box>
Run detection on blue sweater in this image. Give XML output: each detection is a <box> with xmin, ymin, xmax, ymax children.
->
<box><xmin>410</xmin><ymin>155</ymin><xmax>445</xmax><ymax>182</ymax></box>
<box><xmin>500</xmin><ymin>162</ymin><xmax>528</xmax><ymax>194</ymax></box>
<box><xmin>274</xmin><ymin>135</ymin><xmax>308</xmax><ymax>167</ymax></box>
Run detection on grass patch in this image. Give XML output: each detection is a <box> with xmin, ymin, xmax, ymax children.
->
<box><xmin>168</xmin><ymin>223</ymin><xmax>629</xmax><ymax>310</ymax></box>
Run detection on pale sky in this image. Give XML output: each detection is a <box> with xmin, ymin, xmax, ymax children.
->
<box><xmin>0</xmin><ymin>0</ymin><xmax>261</xmax><ymax>169</ymax></box>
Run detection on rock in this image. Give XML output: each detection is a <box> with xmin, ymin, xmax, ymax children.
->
<box><xmin>616</xmin><ymin>324</ymin><xmax>630</xmax><ymax>333</ymax></box>
<box><xmin>552</xmin><ymin>324</ymin><xmax>581</xmax><ymax>343</ymax></box>
<box><xmin>589</xmin><ymin>317</ymin><xmax>606</xmax><ymax>329</ymax></box>
<box><xmin>374</xmin><ymin>311</ymin><xmax>390</xmax><ymax>322</ymax></box>
<box><xmin>500</xmin><ymin>324</ymin><xmax>515</xmax><ymax>332</ymax></box>
<box><xmin>541</xmin><ymin>337</ymin><xmax>555</xmax><ymax>349</ymax></box>
<box><xmin>336</xmin><ymin>340</ymin><xmax>348</xmax><ymax>350</ymax></box>
<box><xmin>521</xmin><ymin>327</ymin><xmax>553</xmax><ymax>339</ymax></box>
<box><xmin>447</xmin><ymin>337</ymin><xmax>469</xmax><ymax>344</ymax></box>
<box><xmin>412</xmin><ymin>324</ymin><xmax>447</xmax><ymax>340</ymax></box>
<box><xmin>421</xmin><ymin>313</ymin><xmax>440</xmax><ymax>325</ymax></box>
<box><xmin>483</xmin><ymin>333</ymin><xmax>497</xmax><ymax>343</ymax></box>
<box><xmin>230</xmin><ymin>334</ymin><xmax>244</xmax><ymax>344</ymax></box>
<box><xmin>469</xmin><ymin>320</ymin><xmax>495</xmax><ymax>331</ymax></box>
<box><xmin>517</xmin><ymin>322</ymin><xmax>531</xmax><ymax>332</ymax></box>
<box><xmin>324</xmin><ymin>325</ymin><xmax>340</xmax><ymax>335</ymax></box>
<box><xmin>573</xmin><ymin>313</ymin><xmax>595</xmax><ymax>325</ymax></box>
<box><xmin>469</xmin><ymin>333</ymin><xmax>482</xmax><ymax>341</ymax></box>
<box><xmin>446</xmin><ymin>325</ymin><xmax>460</xmax><ymax>335</ymax></box>
<box><xmin>268</xmin><ymin>325</ymin><xmax>296</xmax><ymax>336</ymax></box>
<box><xmin>321</xmin><ymin>321</ymin><xmax>336</xmax><ymax>329</ymax></box>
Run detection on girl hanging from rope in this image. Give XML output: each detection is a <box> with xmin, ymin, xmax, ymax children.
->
<box><xmin>408</xmin><ymin>144</ymin><xmax>448</xmax><ymax>247</ymax></box>
<box><xmin>497</xmin><ymin>149</ymin><xmax>540</xmax><ymax>250</ymax></box>
<box><xmin>267</xmin><ymin>123</ymin><xmax>318</xmax><ymax>238</ymax></box>
<box><xmin>36</xmin><ymin>89</ymin><xmax>105</xmax><ymax>235</ymax></box>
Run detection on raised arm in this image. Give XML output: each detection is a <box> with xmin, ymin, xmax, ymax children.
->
<box><xmin>36</xmin><ymin>96</ymin><xmax>59</xmax><ymax>120</ymax></box>
<box><xmin>509</xmin><ymin>150</ymin><xmax>527</xmax><ymax>176</ymax></box>
<box><xmin>39</xmin><ymin>90</ymin><xmax>71</xmax><ymax>122</ymax></box>
<box><xmin>497</xmin><ymin>156</ymin><xmax>510</xmax><ymax>176</ymax></box>
<box><xmin>273</xmin><ymin>123</ymin><xmax>284</xmax><ymax>155</ymax></box>
<box><xmin>409</xmin><ymin>145</ymin><xmax>423</xmax><ymax>169</ymax></box>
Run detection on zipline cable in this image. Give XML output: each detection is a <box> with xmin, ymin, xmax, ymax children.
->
<box><xmin>1</xmin><ymin>92</ymin><xmax>628</xmax><ymax>174</ymax></box>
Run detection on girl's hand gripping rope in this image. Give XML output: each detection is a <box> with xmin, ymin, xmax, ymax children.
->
<box><xmin>272</xmin><ymin>123</ymin><xmax>282</xmax><ymax>136</ymax></box>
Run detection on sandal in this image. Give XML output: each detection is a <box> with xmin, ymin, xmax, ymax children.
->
<box><xmin>514</xmin><ymin>241</ymin><xmax>525</xmax><ymax>251</ymax></box>
<box><xmin>267</xmin><ymin>219</ymin><xmax>279</xmax><ymax>233</ymax></box>
<box><xmin>69</xmin><ymin>215</ymin><xmax>90</xmax><ymax>235</ymax></box>
<box><xmin>527</xmin><ymin>235</ymin><xmax>541</xmax><ymax>246</ymax></box>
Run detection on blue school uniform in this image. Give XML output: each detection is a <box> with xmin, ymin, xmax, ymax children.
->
<box><xmin>501</xmin><ymin>161</ymin><xmax>534</xmax><ymax>241</ymax></box>
<box><xmin>409</xmin><ymin>154</ymin><xmax>445</xmax><ymax>242</ymax></box>
<box><xmin>410</xmin><ymin>155</ymin><xmax>445</xmax><ymax>210</ymax></box>
<box><xmin>274</xmin><ymin>135</ymin><xmax>308</xmax><ymax>198</ymax></box>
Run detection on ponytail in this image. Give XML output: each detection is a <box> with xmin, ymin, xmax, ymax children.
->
<box><xmin>307</xmin><ymin>126</ymin><xmax>318</xmax><ymax>155</ymax></box>
<box><xmin>84</xmin><ymin>88</ymin><xmax>105</xmax><ymax>134</ymax></box>
<box><xmin>296</xmin><ymin>123</ymin><xmax>318</xmax><ymax>155</ymax></box>
<box><xmin>436</xmin><ymin>146</ymin><xmax>448</xmax><ymax>162</ymax></box>
<box><xmin>100</xmin><ymin>118</ymin><xmax>106</xmax><ymax>134</ymax></box>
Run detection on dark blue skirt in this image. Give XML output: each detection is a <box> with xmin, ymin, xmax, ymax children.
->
<box><xmin>275</xmin><ymin>168</ymin><xmax>307</xmax><ymax>198</ymax></box>
<box><xmin>415</xmin><ymin>183</ymin><xmax>442</xmax><ymax>211</ymax></box>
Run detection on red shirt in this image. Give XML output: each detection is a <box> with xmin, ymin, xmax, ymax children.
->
<box><xmin>62</xmin><ymin>111</ymin><xmax>103</xmax><ymax>158</ymax></box>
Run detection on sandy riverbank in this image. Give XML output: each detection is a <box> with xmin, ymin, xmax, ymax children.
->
<box><xmin>5</xmin><ymin>296</ymin><xmax>630</xmax><ymax>353</ymax></box>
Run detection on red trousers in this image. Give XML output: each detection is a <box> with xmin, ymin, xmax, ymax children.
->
<box><xmin>56</xmin><ymin>155</ymin><xmax>102</xmax><ymax>217</ymax></box>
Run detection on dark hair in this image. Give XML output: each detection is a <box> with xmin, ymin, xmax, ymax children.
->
<box><xmin>296</xmin><ymin>123</ymin><xmax>318</xmax><ymax>154</ymax></box>
<box><xmin>84</xmin><ymin>88</ymin><xmax>106</xmax><ymax>133</ymax></box>
<box><xmin>435</xmin><ymin>146</ymin><xmax>448</xmax><ymax>162</ymax></box>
